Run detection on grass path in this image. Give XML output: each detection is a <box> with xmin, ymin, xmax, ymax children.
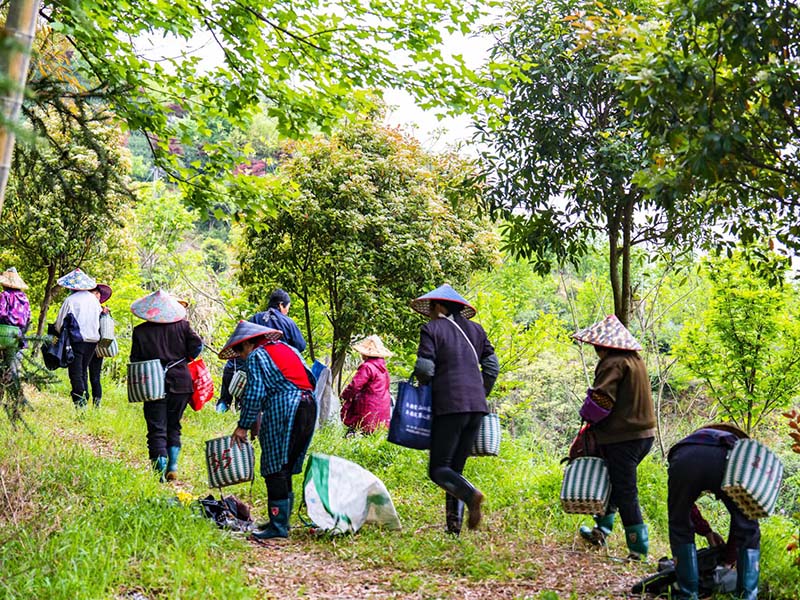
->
<box><xmin>3</xmin><ymin>381</ymin><xmax>796</xmax><ymax>599</ymax></box>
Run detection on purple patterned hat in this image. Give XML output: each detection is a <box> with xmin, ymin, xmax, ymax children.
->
<box><xmin>130</xmin><ymin>289</ymin><xmax>187</xmax><ymax>324</ymax></box>
<box><xmin>57</xmin><ymin>268</ymin><xmax>97</xmax><ymax>291</ymax></box>
<box><xmin>219</xmin><ymin>321</ymin><xmax>283</xmax><ymax>359</ymax></box>
<box><xmin>410</xmin><ymin>284</ymin><xmax>476</xmax><ymax>319</ymax></box>
<box><xmin>572</xmin><ymin>315</ymin><xmax>642</xmax><ymax>351</ymax></box>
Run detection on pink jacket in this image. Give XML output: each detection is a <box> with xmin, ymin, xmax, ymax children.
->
<box><xmin>340</xmin><ymin>357</ymin><xmax>391</xmax><ymax>433</ymax></box>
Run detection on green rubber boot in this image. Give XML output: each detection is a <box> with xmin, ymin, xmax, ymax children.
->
<box><xmin>625</xmin><ymin>523</ymin><xmax>649</xmax><ymax>560</ymax></box>
<box><xmin>252</xmin><ymin>499</ymin><xmax>290</xmax><ymax>540</ymax></box>
<box><xmin>673</xmin><ymin>543</ymin><xmax>699</xmax><ymax>600</ymax></box>
<box><xmin>152</xmin><ymin>456</ymin><xmax>167</xmax><ymax>483</ymax></box>
<box><xmin>579</xmin><ymin>513</ymin><xmax>615</xmax><ymax>546</ymax></box>
<box><xmin>736</xmin><ymin>548</ymin><xmax>759</xmax><ymax>600</ymax></box>
<box><xmin>166</xmin><ymin>446</ymin><xmax>180</xmax><ymax>481</ymax></box>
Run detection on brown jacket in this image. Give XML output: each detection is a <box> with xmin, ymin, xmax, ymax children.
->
<box><xmin>591</xmin><ymin>351</ymin><xmax>656</xmax><ymax>444</ymax></box>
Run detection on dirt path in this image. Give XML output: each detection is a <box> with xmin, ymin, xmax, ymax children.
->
<box><xmin>49</xmin><ymin>424</ymin><xmax>647</xmax><ymax>599</ymax></box>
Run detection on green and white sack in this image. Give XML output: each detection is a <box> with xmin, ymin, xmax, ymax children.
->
<box><xmin>722</xmin><ymin>439</ymin><xmax>783</xmax><ymax>519</ymax></box>
<box><xmin>95</xmin><ymin>338</ymin><xmax>119</xmax><ymax>358</ymax></box>
<box><xmin>228</xmin><ymin>369</ymin><xmax>247</xmax><ymax>398</ymax></box>
<box><xmin>303</xmin><ymin>453</ymin><xmax>401</xmax><ymax>534</ymax></box>
<box><xmin>471</xmin><ymin>412</ymin><xmax>501</xmax><ymax>456</ymax></box>
<box><xmin>560</xmin><ymin>456</ymin><xmax>611</xmax><ymax>515</ymax></box>
<box><xmin>127</xmin><ymin>359</ymin><xmax>165</xmax><ymax>402</ymax></box>
<box><xmin>205</xmin><ymin>435</ymin><xmax>255</xmax><ymax>489</ymax></box>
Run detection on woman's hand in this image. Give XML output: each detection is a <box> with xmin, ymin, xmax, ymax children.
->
<box><xmin>231</xmin><ymin>426</ymin><xmax>248</xmax><ymax>447</ymax></box>
<box><xmin>705</xmin><ymin>530</ymin><xmax>726</xmax><ymax>547</ymax></box>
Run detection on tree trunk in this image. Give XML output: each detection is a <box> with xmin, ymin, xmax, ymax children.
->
<box><xmin>620</xmin><ymin>196</ymin><xmax>634</xmax><ymax>327</ymax></box>
<box><xmin>299</xmin><ymin>285</ymin><xmax>314</xmax><ymax>362</ymax></box>
<box><xmin>36</xmin><ymin>263</ymin><xmax>57</xmax><ymax>335</ymax></box>
<box><xmin>608</xmin><ymin>220</ymin><xmax>623</xmax><ymax>325</ymax></box>
<box><xmin>0</xmin><ymin>0</ymin><xmax>41</xmax><ymax>215</ymax></box>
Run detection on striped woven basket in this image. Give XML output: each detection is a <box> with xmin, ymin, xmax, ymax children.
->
<box><xmin>471</xmin><ymin>413</ymin><xmax>501</xmax><ymax>456</ymax></box>
<box><xmin>228</xmin><ymin>370</ymin><xmax>248</xmax><ymax>398</ymax></box>
<box><xmin>127</xmin><ymin>359</ymin><xmax>165</xmax><ymax>402</ymax></box>
<box><xmin>721</xmin><ymin>439</ymin><xmax>783</xmax><ymax>520</ymax></box>
<box><xmin>206</xmin><ymin>435</ymin><xmax>255</xmax><ymax>488</ymax></box>
<box><xmin>560</xmin><ymin>457</ymin><xmax>611</xmax><ymax>515</ymax></box>
<box><xmin>95</xmin><ymin>338</ymin><xmax>119</xmax><ymax>358</ymax></box>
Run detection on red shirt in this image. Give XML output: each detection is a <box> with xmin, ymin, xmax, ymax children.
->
<box><xmin>259</xmin><ymin>340</ymin><xmax>312</xmax><ymax>390</ymax></box>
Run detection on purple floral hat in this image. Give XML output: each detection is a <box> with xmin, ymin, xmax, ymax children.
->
<box><xmin>57</xmin><ymin>268</ymin><xmax>97</xmax><ymax>291</ymax></box>
<box><xmin>130</xmin><ymin>290</ymin><xmax>187</xmax><ymax>324</ymax></box>
<box><xmin>410</xmin><ymin>284</ymin><xmax>476</xmax><ymax>319</ymax></box>
<box><xmin>219</xmin><ymin>321</ymin><xmax>283</xmax><ymax>359</ymax></box>
<box><xmin>572</xmin><ymin>315</ymin><xmax>642</xmax><ymax>351</ymax></box>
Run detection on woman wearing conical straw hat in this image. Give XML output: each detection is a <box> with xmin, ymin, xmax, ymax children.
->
<box><xmin>411</xmin><ymin>284</ymin><xmax>500</xmax><ymax>536</ymax></box>
<box><xmin>340</xmin><ymin>335</ymin><xmax>393</xmax><ymax>435</ymax></box>
<box><xmin>0</xmin><ymin>268</ymin><xmax>32</xmax><ymax>373</ymax></box>
<box><xmin>55</xmin><ymin>268</ymin><xmax>102</xmax><ymax>409</ymax></box>
<box><xmin>572</xmin><ymin>314</ymin><xmax>655</xmax><ymax>560</ymax></box>
<box><xmin>130</xmin><ymin>290</ymin><xmax>203</xmax><ymax>481</ymax></box>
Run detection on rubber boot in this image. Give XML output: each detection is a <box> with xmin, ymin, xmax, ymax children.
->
<box><xmin>673</xmin><ymin>544</ymin><xmax>699</xmax><ymax>600</ymax></box>
<box><xmin>736</xmin><ymin>548</ymin><xmax>759</xmax><ymax>600</ymax></box>
<box><xmin>72</xmin><ymin>392</ymin><xmax>87</xmax><ymax>409</ymax></box>
<box><xmin>466</xmin><ymin>489</ymin><xmax>484</xmax><ymax>530</ymax></box>
<box><xmin>580</xmin><ymin>513</ymin><xmax>615</xmax><ymax>546</ymax></box>
<box><xmin>152</xmin><ymin>456</ymin><xmax>167</xmax><ymax>483</ymax></box>
<box><xmin>287</xmin><ymin>491</ymin><xmax>295</xmax><ymax>530</ymax></box>
<box><xmin>445</xmin><ymin>494</ymin><xmax>465</xmax><ymax>535</ymax></box>
<box><xmin>166</xmin><ymin>446</ymin><xmax>180</xmax><ymax>481</ymax></box>
<box><xmin>93</xmin><ymin>397</ymin><xmax>101</xmax><ymax>408</ymax></box>
<box><xmin>252</xmin><ymin>499</ymin><xmax>290</xmax><ymax>540</ymax></box>
<box><xmin>625</xmin><ymin>523</ymin><xmax>649</xmax><ymax>560</ymax></box>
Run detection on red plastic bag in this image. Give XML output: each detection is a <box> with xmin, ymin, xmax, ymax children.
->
<box><xmin>188</xmin><ymin>357</ymin><xmax>214</xmax><ymax>411</ymax></box>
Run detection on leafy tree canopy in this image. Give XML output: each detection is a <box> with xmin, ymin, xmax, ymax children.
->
<box><xmin>238</xmin><ymin>117</ymin><xmax>498</xmax><ymax>382</ymax></box>
<box><xmin>21</xmin><ymin>0</ymin><xmax>488</xmax><ymax>211</ymax></box>
<box><xmin>576</xmin><ymin>0</ymin><xmax>800</xmax><ymax>251</ymax></box>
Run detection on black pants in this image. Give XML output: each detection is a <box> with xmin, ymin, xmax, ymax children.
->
<box><xmin>428</xmin><ymin>412</ymin><xmax>483</xmax><ymax>503</ymax></box>
<box><xmin>88</xmin><ymin>353</ymin><xmax>103</xmax><ymax>403</ymax></box>
<box><xmin>668</xmin><ymin>443</ymin><xmax>760</xmax><ymax>553</ymax></box>
<box><xmin>143</xmin><ymin>391</ymin><xmax>191</xmax><ymax>460</ymax></box>
<box><xmin>68</xmin><ymin>341</ymin><xmax>98</xmax><ymax>406</ymax></box>
<box><xmin>600</xmin><ymin>436</ymin><xmax>654</xmax><ymax>526</ymax></box>
<box><xmin>265</xmin><ymin>392</ymin><xmax>317</xmax><ymax>501</ymax></box>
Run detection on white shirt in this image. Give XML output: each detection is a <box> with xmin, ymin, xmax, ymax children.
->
<box><xmin>55</xmin><ymin>290</ymin><xmax>101</xmax><ymax>342</ymax></box>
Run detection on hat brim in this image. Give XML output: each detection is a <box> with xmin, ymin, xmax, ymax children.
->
<box><xmin>410</xmin><ymin>297</ymin><xmax>476</xmax><ymax>319</ymax></box>
<box><xmin>219</xmin><ymin>331</ymin><xmax>283</xmax><ymax>359</ymax></box>
<box><xmin>95</xmin><ymin>284</ymin><xmax>112</xmax><ymax>304</ymax></box>
<box><xmin>571</xmin><ymin>334</ymin><xmax>643</xmax><ymax>352</ymax></box>
<box><xmin>0</xmin><ymin>274</ymin><xmax>28</xmax><ymax>290</ymax></box>
<box><xmin>351</xmin><ymin>343</ymin><xmax>392</xmax><ymax>358</ymax></box>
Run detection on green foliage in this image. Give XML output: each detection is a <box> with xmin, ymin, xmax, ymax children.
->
<box><xmin>25</xmin><ymin>0</ymin><xmax>489</xmax><ymax>210</ymax></box>
<box><xmin>475</xmin><ymin>0</ymin><xmax>696</xmax><ymax>326</ymax></box>
<box><xmin>238</xmin><ymin>118</ymin><xmax>498</xmax><ymax>381</ymax></box>
<box><xmin>0</xmin><ymin>103</ymin><xmax>135</xmax><ymax>333</ymax></box>
<box><xmin>673</xmin><ymin>249</ymin><xmax>800</xmax><ymax>434</ymax></box>
<box><xmin>584</xmin><ymin>0</ymin><xmax>800</xmax><ymax>252</ymax></box>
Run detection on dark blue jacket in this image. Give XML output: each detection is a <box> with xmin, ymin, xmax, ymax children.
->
<box><xmin>223</xmin><ymin>308</ymin><xmax>306</xmax><ymax>374</ymax></box>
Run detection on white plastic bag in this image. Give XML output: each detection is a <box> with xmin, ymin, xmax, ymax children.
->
<box><xmin>302</xmin><ymin>453</ymin><xmax>401</xmax><ymax>534</ymax></box>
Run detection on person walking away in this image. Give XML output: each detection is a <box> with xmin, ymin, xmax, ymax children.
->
<box><xmin>87</xmin><ymin>284</ymin><xmax>112</xmax><ymax>408</ymax></box>
<box><xmin>55</xmin><ymin>269</ymin><xmax>101</xmax><ymax>409</ymax></box>
<box><xmin>130</xmin><ymin>290</ymin><xmax>203</xmax><ymax>481</ymax></box>
<box><xmin>411</xmin><ymin>284</ymin><xmax>500</xmax><ymax>536</ymax></box>
<box><xmin>668</xmin><ymin>424</ymin><xmax>760</xmax><ymax>600</ymax></box>
<box><xmin>0</xmin><ymin>267</ymin><xmax>32</xmax><ymax>377</ymax></box>
<box><xmin>340</xmin><ymin>335</ymin><xmax>392</xmax><ymax>435</ymax></box>
<box><xmin>573</xmin><ymin>314</ymin><xmax>655</xmax><ymax>560</ymax></box>
<box><xmin>221</xmin><ymin>321</ymin><xmax>316</xmax><ymax>540</ymax></box>
<box><xmin>217</xmin><ymin>288</ymin><xmax>306</xmax><ymax>412</ymax></box>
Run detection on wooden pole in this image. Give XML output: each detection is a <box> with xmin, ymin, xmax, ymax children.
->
<box><xmin>0</xmin><ymin>0</ymin><xmax>41</xmax><ymax>216</ymax></box>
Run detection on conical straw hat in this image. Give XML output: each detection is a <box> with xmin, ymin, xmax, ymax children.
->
<box><xmin>57</xmin><ymin>268</ymin><xmax>96</xmax><ymax>291</ymax></box>
<box><xmin>0</xmin><ymin>267</ymin><xmax>28</xmax><ymax>290</ymax></box>
<box><xmin>219</xmin><ymin>321</ymin><xmax>283</xmax><ymax>359</ymax></box>
<box><xmin>572</xmin><ymin>315</ymin><xmax>642</xmax><ymax>351</ymax></box>
<box><xmin>410</xmin><ymin>284</ymin><xmax>476</xmax><ymax>319</ymax></box>
<box><xmin>351</xmin><ymin>335</ymin><xmax>393</xmax><ymax>358</ymax></box>
<box><xmin>130</xmin><ymin>290</ymin><xmax>186</xmax><ymax>324</ymax></box>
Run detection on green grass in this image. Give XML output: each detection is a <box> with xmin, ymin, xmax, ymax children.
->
<box><xmin>1</xmin><ymin>378</ymin><xmax>798</xmax><ymax>599</ymax></box>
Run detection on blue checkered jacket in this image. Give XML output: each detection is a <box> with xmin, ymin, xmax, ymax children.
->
<box><xmin>238</xmin><ymin>344</ymin><xmax>311</xmax><ymax>476</ymax></box>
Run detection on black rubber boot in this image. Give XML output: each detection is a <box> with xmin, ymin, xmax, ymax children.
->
<box><xmin>445</xmin><ymin>494</ymin><xmax>465</xmax><ymax>535</ymax></box>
